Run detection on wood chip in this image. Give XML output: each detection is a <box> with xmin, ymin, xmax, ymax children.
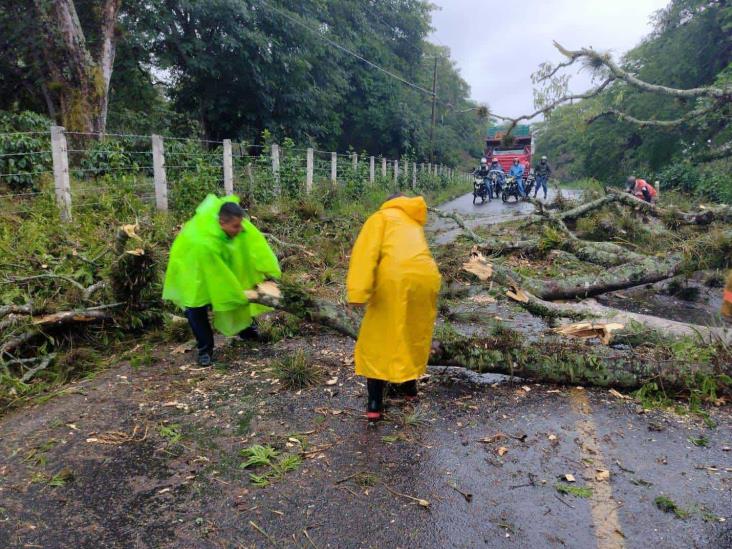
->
<box><xmin>596</xmin><ymin>469</ymin><xmax>610</xmax><ymax>482</ymax></box>
<box><xmin>497</xmin><ymin>447</ymin><xmax>509</xmax><ymax>457</ymax></box>
<box><xmin>462</xmin><ymin>252</ymin><xmax>493</xmax><ymax>281</ymax></box>
<box><xmin>553</xmin><ymin>321</ymin><xmax>625</xmax><ymax>345</ymax></box>
<box><xmin>564</xmin><ymin>474</ymin><xmax>576</xmax><ymax>482</ymax></box>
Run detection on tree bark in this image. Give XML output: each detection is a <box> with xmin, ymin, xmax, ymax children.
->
<box><xmin>33</xmin><ymin>0</ymin><xmax>121</xmax><ymax>133</ymax></box>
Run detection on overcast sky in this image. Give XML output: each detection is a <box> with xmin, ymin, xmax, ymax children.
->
<box><xmin>428</xmin><ymin>0</ymin><xmax>670</xmax><ymax>118</ymax></box>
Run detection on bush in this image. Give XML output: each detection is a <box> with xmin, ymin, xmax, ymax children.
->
<box><xmin>0</xmin><ymin>111</ymin><xmax>53</xmax><ymax>190</ymax></box>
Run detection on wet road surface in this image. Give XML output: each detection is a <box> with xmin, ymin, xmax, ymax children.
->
<box><xmin>429</xmin><ymin>188</ymin><xmax>581</xmax><ymax>244</ymax></box>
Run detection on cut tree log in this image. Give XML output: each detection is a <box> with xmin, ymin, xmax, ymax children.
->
<box><xmin>487</xmin><ymin>272</ymin><xmax>732</xmax><ymax>345</ymax></box>
<box><xmin>485</xmin><ymin>249</ymin><xmax>684</xmax><ymax>300</ymax></box>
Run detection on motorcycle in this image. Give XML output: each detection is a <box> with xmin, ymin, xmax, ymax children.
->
<box><xmin>487</xmin><ymin>170</ymin><xmax>504</xmax><ymax>199</ymax></box>
<box><xmin>501</xmin><ymin>176</ymin><xmax>522</xmax><ymax>202</ymax></box>
<box><xmin>523</xmin><ymin>172</ymin><xmax>535</xmax><ymax>199</ymax></box>
<box><xmin>472</xmin><ymin>176</ymin><xmax>488</xmax><ymax>204</ymax></box>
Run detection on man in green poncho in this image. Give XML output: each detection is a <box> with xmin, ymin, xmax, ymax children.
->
<box><xmin>163</xmin><ymin>194</ymin><xmax>281</xmax><ymax>366</ymax></box>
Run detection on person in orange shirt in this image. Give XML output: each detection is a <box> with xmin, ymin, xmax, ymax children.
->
<box><xmin>626</xmin><ymin>176</ymin><xmax>657</xmax><ymax>203</ymax></box>
<box><xmin>722</xmin><ymin>271</ymin><xmax>732</xmax><ymax>322</ymax></box>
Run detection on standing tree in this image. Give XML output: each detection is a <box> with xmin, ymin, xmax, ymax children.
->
<box><xmin>31</xmin><ymin>0</ymin><xmax>122</xmax><ymax>133</ymax></box>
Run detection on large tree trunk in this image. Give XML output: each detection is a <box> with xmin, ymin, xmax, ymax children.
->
<box><xmin>486</xmin><ymin>251</ymin><xmax>684</xmax><ymax>301</ymax></box>
<box><xmin>33</xmin><ymin>0</ymin><xmax>121</xmax><ymax>133</ymax></box>
<box><xmin>246</xmin><ymin>283</ymin><xmax>730</xmax><ymax>391</ymax></box>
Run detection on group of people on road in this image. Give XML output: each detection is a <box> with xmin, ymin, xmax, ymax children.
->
<box><xmin>472</xmin><ymin>155</ymin><xmax>552</xmax><ymax>199</ymax></box>
<box><xmin>161</xmin><ymin>154</ymin><xmax>729</xmax><ymax>425</ymax></box>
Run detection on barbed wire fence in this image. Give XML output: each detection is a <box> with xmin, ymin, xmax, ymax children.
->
<box><xmin>0</xmin><ymin>126</ymin><xmax>469</xmax><ymax>221</ymax></box>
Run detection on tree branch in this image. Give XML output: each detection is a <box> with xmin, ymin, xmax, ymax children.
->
<box><xmin>553</xmin><ymin>41</ymin><xmax>730</xmax><ymax>100</ymax></box>
<box><xmin>587</xmin><ymin>104</ymin><xmax>715</xmax><ymax>127</ymax></box>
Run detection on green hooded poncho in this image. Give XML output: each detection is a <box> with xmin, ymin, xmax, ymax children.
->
<box><xmin>162</xmin><ymin>194</ymin><xmax>281</xmax><ymax>336</ymax></box>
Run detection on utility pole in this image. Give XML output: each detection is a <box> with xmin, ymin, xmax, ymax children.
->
<box><xmin>429</xmin><ymin>56</ymin><xmax>438</xmax><ymax>164</ymax></box>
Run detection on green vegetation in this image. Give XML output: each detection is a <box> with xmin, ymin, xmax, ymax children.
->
<box><xmin>239</xmin><ymin>444</ymin><xmax>302</xmax><ymax>488</ymax></box>
<box><xmin>0</xmin><ymin>2</ymin><xmax>483</xmax><ymax>167</ymax></box>
<box><xmin>536</xmin><ymin>0</ymin><xmax>732</xmax><ymax>200</ymax></box>
<box><xmin>158</xmin><ymin>423</ymin><xmax>183</xmax><ymax>445</ymax></box>
<box><xmin>655</xmin><ymin>495</ymin><xmax>689</xmax><ymax>519</ymax></box>
<box><xmin>555</xmin><ymin>482</ymin><xmax>592</xmax><ymax>498</ymax></box>
<box><xmin>271</xmin><ymin>351</ymin><xmax>323</xmax><ymax>390</ymax></box>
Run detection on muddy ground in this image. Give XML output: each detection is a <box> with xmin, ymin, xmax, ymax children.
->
<box><xmin>1</xmin><ymin>192</ymin><xmax>731</xmax><ymax>549</ymax></box>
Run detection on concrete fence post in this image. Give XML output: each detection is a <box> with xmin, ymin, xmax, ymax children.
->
<box><xmin>151</xmin><ymin>134</ymin><xmax>168</xmax><ymax>212</ymax></box>
<box><xmin>369</xmin><ymin>156</ymin><xmax>375</xmax><ymax>186</ymax></box>
<box><xmin>331</xmin><ymin>152</ymin><xmax>337</xmax><ymax>184</ymax></box>
<box><xmin>381</xmin><ymin>157</ymin><xmax>387</xmax><ymax>178</ymax></box>
<box><xmin>352</xmin><ymin>152</ymin><xmax>358</xmax><ymax>172</ymax></box>
<box><xmin>393</xmin><ymin>159</ymin><xmax>399</xmax><ymax>188</ymax></box>
<box><xmin>51</xmin><ymin>126</ymin><xmax>72</xmax><ymax>221</ymax></box>
<box><xmin>412</xmin><ymin>162</ymin><xmax>417</xmax><ymax>189</ymax></box>
<box><xmin>306</xmin><ymin>148</ymin><xmax>314</xmax><ymax>193</ymax></box>
<box><xmin>223</xmin><ymin>139</ymin><xmax>234</xmax><ymax>195</ymax></box>
<box><xmin>271</xmin><ymin>143</ymin><xmax>280</xmax><ymax>193</ymax></box>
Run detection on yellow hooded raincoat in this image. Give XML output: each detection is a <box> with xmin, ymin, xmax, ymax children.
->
<box><xmin>346</xmin><ymin>196</ymin><xmax>442</xmax><ymax>383</ymax></box>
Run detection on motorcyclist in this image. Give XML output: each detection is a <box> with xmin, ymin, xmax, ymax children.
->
<box><xmin>508</xmin><ymin>158</ymin><xmax>526</xmax><ymax>196</ymax></box>
<box><xmin>626</xmin><ymin>176</ymin><xmax>657</xmax><ymax>203</ymax></box>
<box><xmin>471</xmin><ymin>157</ymin><xmax>491</xmax><ymax>198</ymax></box>
<box><xmin>472</xmin><ymin>157</ymin><xmax>491</xmax><ymax>179</ymax></box>
<box><xmin>488</xmin><ymin>157</ymin><xmax>505</xmax><ymax>197</ymax></box>
<box><xmin>533</xmin><ymin>156</ymin><xmax>551</xmax><ymax>199</ymax></box>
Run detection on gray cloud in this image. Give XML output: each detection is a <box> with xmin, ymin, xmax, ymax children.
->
<box><xmin>429</xmin><ymin>0</ymin><xmax>670</xmax><ymax>118</ymax></box>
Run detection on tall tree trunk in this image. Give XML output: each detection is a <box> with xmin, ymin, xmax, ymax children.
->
<box><xmin>33</xmin><ymin>0</ymin><xmax>121</xmax><ymax>133</ymax></box>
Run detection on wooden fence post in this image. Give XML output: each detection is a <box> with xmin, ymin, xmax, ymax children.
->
<box><xmin>50</xmin><ymin>126</ymin><xmax>72</xmax><ymax>221</ymax></box>
<box><xmin>331</xmin><ymin>152</ymin><xmax>337</xmax><ymax>184</ymax></box>
<box><xmin>271</xmin><ymin>143</ymin><xmax>280</xmax><ymax>193</ymax></box>
<box><xmin>369</xmin><ymin>156</ymin><xmax>375</xmax><ymax>186</ymax></box>
<box><xmin>306</xmin><ymin>148</ymin><xmax>314</xmax><ymax>193</ymax></box>
<box><xmin>151</xmin><ymin>134</ymin><xmax>168</xmax><ymax>212</ymax></box>
<box><xmin>223</xmin><ymin>139</ymin><xmax>233</xmax><ymax>195</ymax></box>
<box><xmin>381</xmin><ymin>157</ymin><xmax>387</xmax><ymax>178</ymax></box>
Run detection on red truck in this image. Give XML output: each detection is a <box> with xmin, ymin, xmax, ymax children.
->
<box><xmin>485</xmin><ymin>124</ymin><xmax>533</xmax><ymax>173</ymax></box>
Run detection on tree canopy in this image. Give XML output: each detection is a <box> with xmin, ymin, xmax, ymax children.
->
<box><xmin>0</xmin><ymin>0</ymin><xmax>484</xmax><ymax>165</ymax></box>
<box><xmin>534</xmin><ymin>0</ymin><xmax>732</xmax><ymax>197</ymax></box>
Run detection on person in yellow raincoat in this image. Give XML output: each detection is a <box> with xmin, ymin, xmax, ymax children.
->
<box><xmin>347</xmin><ymin>193</ymin><xmax>442</xmax><ymax>421</ymax></box>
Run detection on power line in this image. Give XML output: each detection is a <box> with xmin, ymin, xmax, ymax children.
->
<box><xmin>256</xmin><ymin>0</ymin><xmax>437</xmax><ymax>98</ymax></box>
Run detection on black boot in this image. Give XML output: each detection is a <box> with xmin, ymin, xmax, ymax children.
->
<box><xmin>366</xmin><ymin>379</ymin><xmax>385</xmax><ymax>421</ymax></box>
<box><xmin>238</xmin><ymin>322</ymin><xmax>260</xmax><ymax>341</ymax></box>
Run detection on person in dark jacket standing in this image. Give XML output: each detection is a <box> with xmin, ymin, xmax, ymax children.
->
<box><xmin>533</xmin><ymin>156</ymin><xmax>552</xmax><ymax>199</ymax></box>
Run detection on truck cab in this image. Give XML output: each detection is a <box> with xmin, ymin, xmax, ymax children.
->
<box><xmin>485</xmin><ymin>124</ymin><xmax>533</xmax><ymax>174</ymax></box>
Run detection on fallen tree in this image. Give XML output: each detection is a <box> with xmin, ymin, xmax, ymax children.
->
<box><xmin>607</xmin><ymin>188</ymin><xmax>732</xmax><ymax>227</ymax></box>
<box><xmin>245</xmin><ymin>282</ymin><xmax>731</xmax><ymax>391</ymax></box>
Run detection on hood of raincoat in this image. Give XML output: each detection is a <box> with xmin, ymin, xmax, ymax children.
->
<box><xmin>379</xmin><ymin>195</ymin><xmax>428</xmax><ymax>226</ymax></box>
<box><xmin>162</xmin><ymin>194</ymin><xmax>281</xmax><ymax>335</ymax></box>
